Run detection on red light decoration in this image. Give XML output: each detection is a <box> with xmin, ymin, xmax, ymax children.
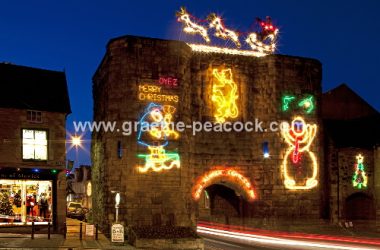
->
<box><xmin>192</xmin><ymin>169</ymin><xmax>256</xmax><ymax>202</ymax></box>
<box><xmin>158</xmin><ymin>77</ymin><xmax>178</xmax><ymax>87</ymax></box>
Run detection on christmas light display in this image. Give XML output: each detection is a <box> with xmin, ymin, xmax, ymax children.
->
<box><xmin>138</xmin><ymin>84</ymin><xmax>179</xmax><ymax>103</ymax></box>
<box><xmin>137</xmin><ymin>147</ymin><xmax>180</xmax><ymax>173</ymax></box>
<box><xmin>352</xmin><ymin>154</ymin><xmax>368</xmax><ymax>189</ymax></box>
<box><xmin>211</xmin><ymin>68</ymin><xmax>239</xmax><ymax>123</ymax></box>
<box><xmin>282</xmin><ymin>95</ymin><xmax>296</xmax><ymax>111</ymax></box>
<box><xmin>189</xmin><ymin>44</ymin><xmax>267</xmax><ymax>57</ymax></box>
<box><xmin>192</xmin><ymin>169</ymin><xmax>256</xmax><ymax>201</ymax></box>
<box><xmin>208</xmin><ymin>13</ymin><xmax>241</xmax><ymax>48</ymax></box>
<box><xmin>298</xmin><ymin>96</ymin><xmax>315</xmax><ymax>114</ymax></box>
<box><xmin>137</xmin><ymin>103</ymin><xmax>180</xmax><ymax>173</ymax></box>
<box><xmin>281</xmin><ymin>116</ymin><xmax>318</xmax><ymax>190</ymax></box>
<box><xmin>176</xmin><ymin>7</ymin><xmax>210</xmax><ymax>43</ymax></box>
<box><xmin>176</xmin><ymin>7</ymin><xmax>279</xmax><ymax>57</ymax></box>
<box><xmin>245</xmin><ymin>17</ymin><xmax>278</xmax><ymax>54</ymax></box>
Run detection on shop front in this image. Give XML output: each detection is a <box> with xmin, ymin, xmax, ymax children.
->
<box><xmin>0</xmin><ymin>168</ymin><xmax>59</xmax><ymax>225</ymax></box>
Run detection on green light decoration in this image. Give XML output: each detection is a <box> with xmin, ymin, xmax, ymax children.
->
<box><xmin>353</xmin><ymin>154</ymin><xmax>368</xmax><ymax>189</ymax></box>
<box><xmin>51</xmin><ymin>169</ymin><xmax>58</xmax><ymax>174</ymax></box>
<box><xmin>282</xmin><ymin>95</ymin><xmax>295</xmax><ymax>111</ymax></box>
<box><xmin>298</xmin><ymin>96</ymin><xmax>315</xmax><ymax>114</ymax></box>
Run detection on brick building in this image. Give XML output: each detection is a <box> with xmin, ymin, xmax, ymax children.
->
<box><xmin>0</xmin><ymin>63</ymin><xmax>71</xmax><ymax>231</ymax></box>
<box><xmin>92</xmin><ymin>35</ymin><xmax>325</xmax><ymax>236</ymax></box>
<box><xmin>322</xmin><ymin>84</ymin><xmax>380</xmax><ymax>228</ymax></box>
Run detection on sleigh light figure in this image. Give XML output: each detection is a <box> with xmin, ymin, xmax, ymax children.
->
<box><xmin>137</xmin><ymin>103</ymin><xmax>180</xmax><ymax>173</ymax></box>
<box><xmin>177</xmin><ymin>7</ymin><xmax>279</xmax><ymax>57</ymax></box>
<box><xmin>281</xmin><ymin>116</ymin><xmax>318</xmax><ymax>189</ymax></box>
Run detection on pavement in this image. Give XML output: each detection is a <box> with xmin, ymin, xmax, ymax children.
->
<box><xmin>0</xmin><ymin>219</ymin><xmax>135</xmax><ymax>250</ymax></box>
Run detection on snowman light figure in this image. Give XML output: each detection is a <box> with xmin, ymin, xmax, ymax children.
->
<box><xmin>281</xmin><ymin>116</ymin><xmax>318</xmax><ymax>189</ymax></box>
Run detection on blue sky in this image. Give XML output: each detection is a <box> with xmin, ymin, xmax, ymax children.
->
<box><xmin>1</xmin><ymin>0</ymin><xmax>379</xmax><ymax>166</ymax></box>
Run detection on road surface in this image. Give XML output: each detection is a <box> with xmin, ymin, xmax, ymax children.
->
<box><xmin>198</xmin><ymin>224</ymin><xmax>380</xmax><ymax>250</ymax></box>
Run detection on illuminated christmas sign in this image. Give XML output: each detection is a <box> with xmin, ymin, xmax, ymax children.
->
<box><xmin>212</xmin><ymin>68</ymin><xmax>239</xmax><ymax>123</ymax></box>
<box><xmin>176</xmin><ymin>7</ymin><xmax>279</xmax><ymax>57</ymax></box>
<box><xmin>353</xmin><ymin>154</ymin><xmax>368</xmax><ymax>189</ymax></box>
<box><xmin>192</xmin><ymin>169</ymin><xmax>256</xmax><ymax>202</ymax></box>
<box><xmin>137</xmin><ymin>103</ymin><xmax>180</xmax><ymax>173</ymax></box>
<box><xmin>281</xmin><ymin>116</ymin><xmax>318</xmax><ymax>190</ymax></box>
<box><xmin>138</xmin><ymin>84</ymin><xmax>179</xmax><ymax>103</ymax></box>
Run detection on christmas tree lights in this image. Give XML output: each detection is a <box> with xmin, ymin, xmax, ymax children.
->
<box><xmin>281</xmin><ymin>116</ymin><xmax>318</xmax><ymax>190</ymax></box>
<box><xmin>192</xmin><ymin>169</ymin><xmax>256</xmax><ymax>201</ymax></box>
<box><xmin>212</xmin><ymin>68</ymin><xmax>239</xmax><ymax>123</ymax></box>
<box><xmin>352</xmin><ymin>154</ymin><xmax>368</xmax><ymax>189</ymax></box>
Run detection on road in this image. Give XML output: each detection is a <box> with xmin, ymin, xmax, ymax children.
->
<box><xmin>204</xmin><ymin>235</ymin><xmax>280</xmax><ymax>250</ymax></box>
<box><xmin>198</xmin><ymin>224</ymin><xmax>380</xmax><ymax>250</ymax></box>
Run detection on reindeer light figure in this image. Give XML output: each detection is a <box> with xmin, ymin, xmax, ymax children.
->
<box><xmin>176</xmin><ymin>7</ymin><xmax>210</xmax><ymax>43</ymax></box>
<box><xmin>208</xmin><ymin>13</ymin><xmax>241</xmax><ymax>48</ymax></box>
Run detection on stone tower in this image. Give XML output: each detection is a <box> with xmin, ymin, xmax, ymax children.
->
<box><xmin>92</xmin><ymin>35</ymin><xmax>323</xmax><ymax>232</ymax></box>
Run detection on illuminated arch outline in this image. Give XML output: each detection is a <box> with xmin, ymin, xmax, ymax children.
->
<box><xmin>192</xmin><ymin>169</ymin><xmax>256</xmax><ymax>202</ymax></box>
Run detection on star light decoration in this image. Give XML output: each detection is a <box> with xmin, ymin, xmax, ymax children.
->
<box><xmin>176</xmin><ymin>7</ymin><xmax>279</xmax><ymax>57</ymax></box>
<box><xmin>192</xmin><ymin>169</ymin><xmax>256</xmax><ymax>202</ymax></box>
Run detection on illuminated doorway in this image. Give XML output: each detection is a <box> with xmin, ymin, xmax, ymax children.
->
<box><xmin>0</xmin><ymin>179</ymin><xmax>53</xmax><ymax>225</ymax></box>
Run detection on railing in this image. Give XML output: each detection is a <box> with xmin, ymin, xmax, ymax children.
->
<box><xmin>63</xmin><ymin>222</ymin><xmax>99</xmax><ymax>240</ymax></box>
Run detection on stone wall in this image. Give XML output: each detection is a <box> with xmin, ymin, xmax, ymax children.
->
<box><xmin>92</xmin><ymin>35</ymin><xmax>323</xmax><ymax>232</ymax></box>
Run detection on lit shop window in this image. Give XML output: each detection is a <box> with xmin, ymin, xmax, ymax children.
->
<box><xmin>22</xmin><ymin>129</ymin><xmax>48</xmax><ymax>160</ymax></box>
<box><xmin>26</xmin><ymin>111</ymin><xmax>42</xmax><ymax>123</ymax></box>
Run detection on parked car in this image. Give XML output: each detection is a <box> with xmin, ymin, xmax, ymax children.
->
<box><xmin>67</xmin><ymin>202</ymin><xmax>82</xmax><ymax>213</ymax></box>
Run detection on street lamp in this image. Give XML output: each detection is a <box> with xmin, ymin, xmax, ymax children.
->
<box><xmin>111</xmin><ymin>191</ymin><xmax>121</xmax><ymax>223</ymax></box>
<box><xmin>71</xmin><ymin>135</ymin><xmax>82</xmax><ymax>147</ymax></box>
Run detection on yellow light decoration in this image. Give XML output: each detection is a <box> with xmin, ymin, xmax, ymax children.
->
<box><xmin>176</xmin><ymin>7</ymin><xmax>210</xmax><ymax>43</ymax></box>
<box><xmin>281</xmin><ymin>116</ymin><xmax>318</xmax><ymax>190</ymax></box>
<box><xmin>211</xmin><ymin>68</ymin><xmax>239</xmax><ymax>123</ymax></box>
<box><xmin>137</xmin><ymin>146</ymin><xmax>180</xmax><ymax>173</ymax></box>
<box><xmin>189</xmin><ymin>44</ymin><xmax>267</xmax><ymax>57</ymax></box>
<box><xmin>245</xmin><ymin>30</ymin><xmax>278</xmax><ymax>54</ymax></box>
<box><xmin>192</xmin><ymin>169</ymin><xmax>256</xmax><ymax>202</ymax></box>
<box><xmin>208</xmin><ymin>14</ymin><xmax>241</xmax><ymax>48</ymax></box>
<box><xmin>148</xmin><ymin>105</ymin><xmax>179</xmax><ymax>140</ymax></box>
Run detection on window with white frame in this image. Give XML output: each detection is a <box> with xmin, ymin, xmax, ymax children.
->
<box><xmin>22</xmin><ymin>129</ymin><xmax>48</xmax><ymax>160</ymax></box>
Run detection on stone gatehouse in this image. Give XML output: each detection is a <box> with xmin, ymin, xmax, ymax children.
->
<box><xmin>92</xmin><ymin>35</ymin><xmax>329</xmax><ymax>233</ymax></box>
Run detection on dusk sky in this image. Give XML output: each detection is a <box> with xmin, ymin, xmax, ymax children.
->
<box><xmin>1</xmin><ymin>0</ymin><xmax>379</xmax><ymax>167</ymax></box>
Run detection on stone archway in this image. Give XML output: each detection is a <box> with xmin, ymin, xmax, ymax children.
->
<box><xmin>344</xmin><ymin>192</ymin><xmax>375</xmax><ymax>220</ymax></box>
<box><xmin>192</xmin><ymin>169</ymin><xmax>256</xmax><ymax>202</ymax></box>
<box><xmin>192</xmin><ymin>169</ymin><xmax>256</xmax><ymax>222</ymax></box>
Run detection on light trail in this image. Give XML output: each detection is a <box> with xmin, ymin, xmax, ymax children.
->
<box><xmin>198</xmin><ymin>226</ymin><xmax>380</xmax><ymax>250</ymax></box>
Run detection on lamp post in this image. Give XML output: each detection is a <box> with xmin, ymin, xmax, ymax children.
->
<box><xmin>112</xmin><ymin>191</ymin><xmax>121</xmax><ymax>223</ymax></box>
